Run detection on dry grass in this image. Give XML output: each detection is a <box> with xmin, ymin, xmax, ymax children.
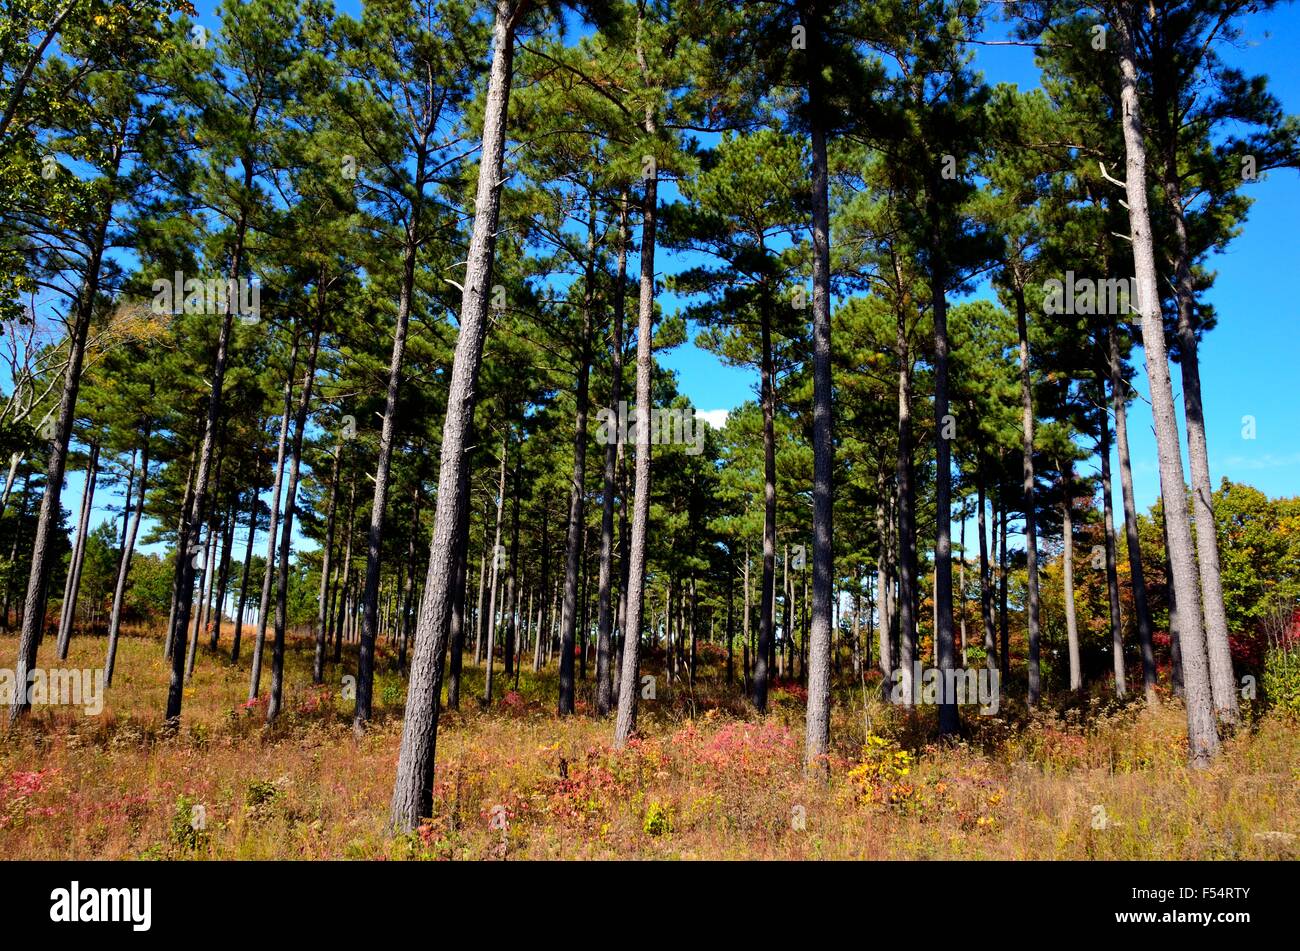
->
<box><xmin>1</xmin><ymin>626</ymin><xmax>1297</xmax><ymax>860</ymax></box>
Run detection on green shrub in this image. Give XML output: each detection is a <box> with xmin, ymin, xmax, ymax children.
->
<box><xmin>379</xmin><ymin>672</ymin><xmax>405</xmax><ymax>708</ymax></box>
<box><xmin>169</xmin><ymin>794</ymin><xmax>209</xmax><ymax>853</ymax></box>
<box><xmin>245</xmin><ymin>778</ymin><xmax>281</xmax><ymax>810</ymax></box>
<box><xmin>643</xmin><ymin>800</ymin><xmax>672</xmax><ymax>837</ymax></box>
<box><xmin>1262</xmin><ymin>648</ymin><xmax>1300</xmax><ymax>716</ymax></box>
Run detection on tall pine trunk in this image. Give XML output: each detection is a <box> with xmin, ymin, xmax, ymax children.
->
<box><xmin>10</xmin><ymin>148</ymin><xmax>116</xmax><ymax>723</ymax></box>
<box><xmin>445</xmin><ymin>472</ymin><xmax>471</xmax><ymax>706</ymax></box>
<box><xmin>1162</xmin><ymin>514</ymin><xmax>1185</xmax><ymax>697</ymax></box>
<box><xmin>894</xmin><ymin>307</ymin><xmax>918</xmax><ymax>709</ymax></box>
<box><xmin>1109</xmin><ymin>330</ymin><xmax>1157</xmax><ymax>701</ymax></box>
<box><xmin>742</xmin><ymin>545</ymin><xmax>751</xmax><ymax>693</ymax></box>
<box><xmin>1113</xmin><ymin>8</ymin><xmax>1216</xmax><ymax>764</ymax></box>
<box><xmin>558</xmin><ymin>273</ymin><xmax>593</xmax><ymax>715</ymax></box>
<box><xmin>531</xmin><ymin>505</ymin><xmax>547</xmax><ymax>673</ymax></box>
<box><xmin>390</xmin><ymin>0</ymin><xmax>520</xmax><ymax>830</ymax></box>
<box><xmin>1013</xmin><ymin>285</ymin><xmax>1041</xmax><ymax>706</ymax></box>
<box><xmin>56</xmin><ymin>440</ymin><xmax>100</xmax><ymax>658</ymax></box>
<box><xmin>804</xmin><ymin>16</ymin><xmax>836</xmax><ymax>765</ymax></box>
<box><xmin>753</xmin><ymin>284</ymin><xmax>778</xmax><ymax>712</ymax></box>
<box><xmin>595</xmin><ymin>193</ymin><xmax>629</xmax><ymax>716</ymax></box>
<box><xmin>1060</xmin><ymin>460</ymin><xmax>1082</xmax><ymax>691</ymax></box>
<box><xmin>503</xmin><ymin>453</ymin><xmax>521</xmax><ymax>680</ymax></box>
<box><xmin>333</xmin><ymin>471</ymin><xmax>357</xmax><ymax>663</ymax></box>
<box><xmin>560</xmin><ymin>192</ymin><xmax>598</xmax><ymax>710</ymax></box>
<box><xmin>231</xmin><ymin>479</ymin><xmax>259</xmax><ymax>662</ymax></box>
<box><xmin>164</xmin><ymin>452</ymin><xmax>196</xmax><ymax>661</ymax></box>
<box><xmin>1164</xmin><ymin>170</ymin><xmax>1238</xmax><ymax>727</ymax></box>
<box><xmin>268</xmin><ymin>285</ymin><xmax>324</xmax><ymax>722</ymax></box>
<box><xmin>105</xmin><ymin>431</ymin><xmax>150</xmax><ymax>687</ymax></box>
<box><xmin>313</xmin><ymin>444</ymin><xmax>341</xmax><ymax>683</ymax></box>
<box><xmin>612</xmin><ymin>61</ymin><xmax>659</xmax><ymax>749</ymax></box>
<box><xmin>873</xmin><ymin>491</ymin><xmax>894</xmax><ymax>685</ymax></box>
<box><xmin>165</xmin><ymin>146</ymin><xmax>254</xmax><ymax>727</ymax></box>
<box><xmin>875</xmin><ymin>487</ymin><xmax>894</xmax><ymax>683</ymax></box>
<box><xmin>1098</xmin><ymin>388</ymin><xmax>1126</xmax><ymax>698</ymax></box>
<box><xmin>976</xmin><ymin>470</ymin><xmax>997</xmax><ymax>672</ymax></box>
<box><xmin>998</xmin><ymin>497</ymin><xmax>1009</xmax><ymax>679</ymax></box>
<box><xmin>928</xmin><ymin>189</ymin><xmax>957</xmax><ymax>738</ymax></box>
<box><xmin>483</xmin><ymin>436</ymin><xmax>508</xmax><ymax>704</ymax></box>
<box><xmin>250</xmin><ymin>326</ymin><xmax>300</xmax><ymax>699</ymax></box>
<box><xmin>958</xmin><ymin>515</ymin><xmax>967</xmax><ymax>665</ymax></box>
<box><xmin>210</xmin><ymin>503</ymin><xmax>235</xmax><ymax>650</ymax></box>
<box><xmin>356</xmin><ymin>150</ymin><xmax>427</xmax><ymax>729</ymax></box>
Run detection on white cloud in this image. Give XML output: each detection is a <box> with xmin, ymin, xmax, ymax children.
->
<box><xmin>696</xmin><ymin>408</ymin><xmax>730</xmax><ymax>429</ymax></box>
<box><xmin>1214</xmin><ymin>451</ymin><xmax>1300</xmax><ymax>472</ymax></box>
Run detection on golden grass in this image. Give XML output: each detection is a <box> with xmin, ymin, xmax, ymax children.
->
<box><xmin>1</xmin><ymin>627</ymin><xmax>1296</xmax><ymax>860</ymax></box>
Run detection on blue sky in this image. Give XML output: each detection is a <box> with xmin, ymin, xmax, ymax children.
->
<box><xmin>54</xmin><ymin>1</ymin><xmax>1300</xmax><ymax>575</ymax></box>
<box><xmin>661</xmin><ymin>5</ymin><xmax>1300</xmax><ymax>518</ymax></box>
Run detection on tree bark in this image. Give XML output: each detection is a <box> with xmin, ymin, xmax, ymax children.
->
<box><xmin>613</xmin><ymin>50</ymin><xmax>658</xmax><ymax>749</ymax></box>
<box><xmin>184</xmin><ymin>523</ymin><xmax>215</xmax><ymax>682</ymax></box>
<box><xmin>390</xmin><ymin>0</ymin><xmax>520</xmax><ymax>830</ymax></box>
<box><xmin>977</xmin><ymin>470</ymin><xmax>998</xmax><ymax>673</ymax></box>
<box><xmin>1098</xmin><ymin>390</ymin><xmax>1126</xmax><ymax>698</ymax></box>
<box><xmin>232</xmin><ymin>479</ymin><xmax>258</xmax><ymax>663</ymax></box>
<box><xmin>105</xmin><ymin>430</ymin><xmax>150</xmax><ymax>687</ymax></box>
<box><xmin>165</xmin><ymin>135</ymin><xmax>256</xmax><ymax>727</ymax></box>
<box><xmin>1114</xmin><ymin>8</ymin><xmax>1217</xmax><ymax>764</ymax></box>
<box><xmin>559</xmin><ymin>204</ymin><xmax>596</xmax><ymax>714</ymax></box>
<box><xmin>483</xmin><ymin>436</ymin><xmax>508</xmax><ymax>704</ymax></box>
<box><xmin>1014</xmin><ymin>285</ymin><xmax>1041</xmax><ymax>706</ymax></box>
<box><xmin>531</xmin><ymin>503</ymin><xmax>548</xmax><ymax>673</ymax></box>
<box><xmin>725</xmin><ymin>574</ymin><xmax>734</xmax><ymax>685</ymax></box>
<box><xmin>1060</xmin><ymin>460</ymin><xmax>1082</xmax><ymax>691</ymax></box>
<box><xmin>445</xmin><ymin>474</ymin><xmax>471</xmax><ymax>706</ymax></box>
<box><xmin>268</xmin><ymin>283</ymin><xmax>324</xmax><ymax>722</ymax></box>
<box><xmin>333</xmin><ymin>473</ymin><xmax>357</xmax><ymax>664</ymax></box>
<box><xmin>1163</xmin><ymin>169</ymin><xmax>1238</xmax><ymax>726</ymax></box>
<box><xmin>57</xmin><ymin>440</ymin><xmax>100</xmax><ymax>658</ymax></box>
<box><xmin>579</xmin><ymin>530</ymin><xmax>590</xmax><ymax>681</ymax></box>
<box><xmin>1162</xmin><ymin>513</ymin><xmax>1185</xmax><ymax>697</ymax></box>
<box><xmin>1110</xmin><ymin>330</ymin><xmax>1157</xmax><ymax>702</ymax></box>
<box><xmin>119</xmin><ymin>452</ymin><xmax>135</xmax><ymax>551</ymax></box>
<box><xmin>875</xmin><ymin>489</ymin><xmax>894</xmax><ymax>682</ymax></box>
<box><xmin>742</xmin><ymin>544</ymin><xmax>752</xmax><ymax>691</ymax></box>
<box><xmin>10</xmin><ymin>142</ymin><xmax>117</xmax><ymax>723</ymax></box>
<box><xmin>928</xmin><ymin>187</ymin><xmax>958</xmax><ymax>736</ymax></box>
<box><xmin>958</xmin><ymin>513</ymin><xmax>967</xmax><ymax>666</ymax></box>
<box><xmin>249</xmin><ymin>324</ymin><xmax>300</xmax><ymax>700</ymax></box>
<box><xmin>802</xmin><ymin>4</ymin><xmax>836</xmax><ymax>768</ymax></box>
<box><xmin>313</xmin><ymin>443</ymin><xmax>341</xmax><ymax>684</ymax></box>
<box><xmin>209</xmin><ymin>501</ymin><xmax>235</xmax><ymax>650</ymax></box>
<box><xmin>895</xmin><ymin>308</ymin><xmax>918</xmax><ymax>709</ymax></box>
<box><xmin>164</xmin><ymin>451</ymin><xmax>196</xmax><ymax>661</ymax></box>
<box><xmin>502</xmin><ymin>450</ymin><xmax>521</xmax><ymax>680</ymax></box>
<box><xmin>356</xmin><ymin>148</ymin><xmax>427</xmax><ymax>730</ymax></box>
<box><xmin>596</xmin><ymin>191</ymin><xmax>629</xmax><ymax>716</ymax></box>
<box><xmin>752</xmin><ymin>282</ymin><xmax>778</xmax><ymax>713</ymax></box>
<box><xmin>998</xmin><ymin>496</ymin><xmax>1009</xmax><ymax>680</ymax></box>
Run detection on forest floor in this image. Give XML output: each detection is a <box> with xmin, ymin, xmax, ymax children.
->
<box><xmin>1</xmin><ymin>627</ymin><xmax>1298</xmax><ymax>860</ymax></box>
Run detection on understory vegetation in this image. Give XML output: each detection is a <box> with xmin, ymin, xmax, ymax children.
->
<box><xmin>2</xmin><ymin>629</ymin><xmax>1297</xmax><ymax>860</ymax></box>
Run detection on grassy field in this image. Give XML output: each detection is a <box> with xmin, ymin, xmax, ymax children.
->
<box><xmin>1</xmin><ymin>626</ymin><xmax>1297</xmax><ymax>860</ymax></box>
